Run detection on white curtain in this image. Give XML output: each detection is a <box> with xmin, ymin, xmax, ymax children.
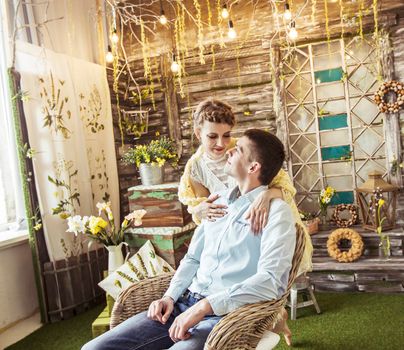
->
<box><xmin>15</xmin><ymin>40</ymin><xmax>119</xmax><ymax>261</ymax></box>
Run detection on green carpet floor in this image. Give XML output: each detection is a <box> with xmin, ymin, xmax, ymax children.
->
<box><xmin>6</xmin><ymin>292</ymin><xmax>404</xmax><ymax>350</ymax></box>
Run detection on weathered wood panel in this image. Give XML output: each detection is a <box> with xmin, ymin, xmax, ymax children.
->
<box><xmin>42</xmin><ymin>248</ymin><xmax>107</xmax><ymax>322</ymax></box>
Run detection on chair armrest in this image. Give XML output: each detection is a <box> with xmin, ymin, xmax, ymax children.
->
<box><xmin>204</xmin><ymin>297</ymin><xmax>286</xmax><ymax>350</ymax></box>
<box><xmin>110</xmin><ymin>272</ymin><xmax>174</xmax><ymax>329</ymax></box>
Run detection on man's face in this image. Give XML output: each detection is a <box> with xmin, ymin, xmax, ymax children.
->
<box><xmin>224</xmin><ymin>136</ymin><xmax>253</xmax><ymax>180</ymax></box>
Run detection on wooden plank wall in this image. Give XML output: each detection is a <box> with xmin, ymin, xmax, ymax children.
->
<box><xmin>109</xmin><ymin>1</ymin><xmax>404</xmax><ymax>219</ymax></box>
<box><xmin>108</xmin><ymin>40</ymin><xmax>277</xmax><ymax>218</ymax></box>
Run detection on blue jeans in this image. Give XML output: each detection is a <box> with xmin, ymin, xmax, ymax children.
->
<box><xmin>82</xmin><ymin>291</ymin><xmax>221</xmax><ymax>350</ymax></box>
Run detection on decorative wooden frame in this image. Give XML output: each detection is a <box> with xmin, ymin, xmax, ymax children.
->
<box><xmin>121</xmin><ymin>109</ymin><xmax>149</xmax><ymax>138</ymax></box>
<box><xmin>281</xmin><ymin>36</ymin><xmax>397</xmax><ymax>213</ymax></box>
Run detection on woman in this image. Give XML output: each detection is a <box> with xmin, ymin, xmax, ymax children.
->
<box><xmin>178</xmin><ymin>99</ymin><xmax>313</xmax><ymax>346</ymax></box>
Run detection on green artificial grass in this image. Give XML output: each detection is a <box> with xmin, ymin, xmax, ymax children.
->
<box><xmin>6</xmin><ymin>292</ymin><xmax>404</xmax><ymax>350</ymax></box>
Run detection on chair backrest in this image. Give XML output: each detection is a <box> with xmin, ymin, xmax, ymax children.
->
<box><xmin>286</xmin><ymin>223</ymin><xmax>307</xmax><ymax>292</ymax></box>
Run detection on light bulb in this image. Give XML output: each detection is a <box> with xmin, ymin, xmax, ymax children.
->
<box><xmin>111</xmin><ymin>31</ymin><xmax>119</xmax><ymax>44</ymax></box>
<box><xmin>159</xmin><ymin>13</ymin><xmax>167</xmax><ymax>25</ymax></box>
<box><xmin>228</xmin><ymin>20</ymin><xmax>237</xmax><ymax>39</ymax></box>
<box><xmin>221</xmin><ymin>5</ymin><xmax>229</xmax><ymax>19</ymax></box>
<box><xmin>284</xmin><ymin>3</ymin><xmax>292</xmax><ymax>21</ymax></box>
<box><xmin>288</xmin><ymin>22</ymin><xmax>298</xmax><ymax>41</ymax></box>
<box><xmin>171</xmin><ymin>59</ymin><xmax>180</xmax><ymax>73</ymax></box>
<box><xmin>106</xmin><ymin>50</ymin><xmax>114</xmax><ymax>63</ymax></box>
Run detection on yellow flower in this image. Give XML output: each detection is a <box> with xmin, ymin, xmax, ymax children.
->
<box><xmin>89</xmin><ymin>216</ymin><xmax>108</xmax><ymax>235</ymax></box>
<box><xmin>34</xmin><ymin>223</ymin><xmax>42</xmax><ymax>231</ymax></box>
<box><xmin>59</xmin><ymin>212</ymin><xmax>70</xmax><ymax>219</ymax></box>
<box><xmin>378</xmin><ymin>199</ymin><xmax>385</xmax><ymax>207</ymax></box>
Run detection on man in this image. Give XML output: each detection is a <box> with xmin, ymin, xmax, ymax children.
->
<box><xmin>83</xmin><ymin>129</ymin><xmax>296</xmax><ymax>350</ymax></box>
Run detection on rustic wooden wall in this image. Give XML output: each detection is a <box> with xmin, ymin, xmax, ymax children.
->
<box><xmin>108</xmin><ymin>0</ymin><xmax>404</xmax><ymax>218</ymax></box>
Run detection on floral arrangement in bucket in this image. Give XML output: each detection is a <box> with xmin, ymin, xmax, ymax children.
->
<box><xmin>318</xmin><ymin>186</ymin><xmax>336</xmax><ymax>225</ymax></box>
<box><xmin>66</xmin><ymin>202</ymin><xmax>147</xmax><ymax>272</ymax></box>
<box><xmin>299</xmin><ymin>210</ymin><xmax>320</xmax><ymax>235</ymax></box>
<box><xmin>372</xmin><ymin>188</ymin><xmax>391</xmax><ymax>259</ymax></box>
<box><xmin>122</xmin><ymin>133</ymin><xmax>178</xmax><ymax>185</ymax></box>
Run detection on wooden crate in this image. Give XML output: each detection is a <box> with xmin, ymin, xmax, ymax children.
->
<box><xmin>125</xmin><ymin>223</ymin><xmax>196</xmax><ymax>269</ymax></box>
<box><xmin>128</xmin><ymin>183</ymin><xmax>192</xmax><ymax>227</ymax></box>
<box><xmin>92</xmin><ymin>306</ymin><xmax>110</xmax><ymax>338</ymax></box>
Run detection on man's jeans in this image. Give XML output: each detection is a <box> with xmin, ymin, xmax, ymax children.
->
<box><xmin>82</xmin><ymin>291</ymin><xmax>221</xmax><ymax>350</ymax></box>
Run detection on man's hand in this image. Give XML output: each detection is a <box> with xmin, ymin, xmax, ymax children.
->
<box><xmin>147</xmin><ymin>296</ymin><xmax>174</xmax><ymax>324</ymax></box>
<box><xmin>169</xmin><ymin>299</ymin><xmax>213</xmax><ymax>342</ymax></box>
<box><xmin>193</xmin><ymin>194</ymin><xmax>227</xmax><ymax>221</ymax></box>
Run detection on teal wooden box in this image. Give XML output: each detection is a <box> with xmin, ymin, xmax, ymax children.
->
<box><xmin>125</xmin><ymin>223</ymin><xmax>196</xmax><ymax>269</ymax></box>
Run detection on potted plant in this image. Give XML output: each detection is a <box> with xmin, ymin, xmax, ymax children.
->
<box><xmin>122</xmin><ymin>134</ymin><xmax>178</xmax><ymax>186</ymax></box>
<box><xmin>299</xmin><ymin>211</ymin><xmax>320</xmax><ymax>235</ymax></box>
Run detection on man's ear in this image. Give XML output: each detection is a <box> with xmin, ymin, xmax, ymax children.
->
<box><xmin>248</xmin><ymin>162</ymin><xmax>261</xmax><ymax>174</ymax></box>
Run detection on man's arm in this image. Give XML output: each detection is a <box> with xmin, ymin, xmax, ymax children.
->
<box><xmin>164</xmin><ymin>222</ymin><xmax>206</xmax><ymax>302</ymax></box>
<box><xmin>207</xmin><ymin>199</ymin><xmax>296</xmax><ymax>316</ymax></box>
<box><xmin>147</xmin><ymin>223</ymin><xmax>206</xmax><ymax>326</ymax></box>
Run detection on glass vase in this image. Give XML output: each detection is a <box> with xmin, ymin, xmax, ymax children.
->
<box><xmin>378</xmin><ymin>238</ymin><xmax>391</xmax><ymax>260</ymax></box>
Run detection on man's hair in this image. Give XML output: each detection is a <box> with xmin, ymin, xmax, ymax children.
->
<box><xmin>193</xmin><ymin>99</ymin><xmax>236</xmax><ymax>129</ymax></box>
<box><xmin>244</xmin><ymin>129</ymin><xmax>285</xmax><ymax>185</ymax></box>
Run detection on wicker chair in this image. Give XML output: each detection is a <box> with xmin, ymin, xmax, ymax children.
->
<box><xmin>110</xmin><ymin>224</ymin><xmax>306</xmax><ymax>350</ymax></box>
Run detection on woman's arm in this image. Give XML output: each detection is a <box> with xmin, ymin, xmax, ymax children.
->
<box><xmin>178</xmin><ymin>156</ymin><xmax>226</xmax><ymax>225</ymax></box>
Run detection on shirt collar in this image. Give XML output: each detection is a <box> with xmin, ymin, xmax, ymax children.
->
<box><xmin>227</xmin><ymin>185</ymin><xmax>267</xmax><ymax>204</ymax></box>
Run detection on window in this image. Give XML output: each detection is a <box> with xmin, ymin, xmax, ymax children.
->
<box><xmin>0</xmin><ymin>5</ymin><xmax>26</xmax><ymax>232</ymax></box>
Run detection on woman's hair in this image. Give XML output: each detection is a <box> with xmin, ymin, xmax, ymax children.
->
<box><xmin>193</xmin><ymin>99</ymin><xmax>236</xmax><ymax>129</ymax></box>
<box><xmin>244</xmin><ymin>129</ymin><xmax>285</xmax><ymax>185</ymax></box>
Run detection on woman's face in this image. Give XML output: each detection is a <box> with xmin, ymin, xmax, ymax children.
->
<box><xmin>195</xmin><ymin>121</ymin><xmax>233</xmax><ymax>160</ymax></box>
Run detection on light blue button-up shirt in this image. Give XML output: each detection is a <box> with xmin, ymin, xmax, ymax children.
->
<box><xmin>165</xmin><ymin>185</ymin><xmax>296</xmax><ymax>316</ymax></box>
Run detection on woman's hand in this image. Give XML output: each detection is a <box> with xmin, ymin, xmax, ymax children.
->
<box><xmin>245</xmin><ymin>188</ymin><xmax>283</xmax><ymax>234</ymax></box>
<box><xmin>193</xmin><ymin>194</ymin><xmax>228</xmax><ymax>222</ymax></box>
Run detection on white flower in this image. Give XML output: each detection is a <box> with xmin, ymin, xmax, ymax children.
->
<box><xmin>96</xmin><ymin>202</ymin><xmax>112</xmax><ymax>216</ymax></box>
<box><xmin>125</xmin><ymin>209</ymin><xmax>147</xmax><ymax>226</ymax></box>
<box><xmin>66</xmin><ymin>215</ymin><xmax>85</xmax><ymax>236</ymax></box>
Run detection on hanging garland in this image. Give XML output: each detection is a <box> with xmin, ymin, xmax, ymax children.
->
<box><xmin>374</xmin><ymin>80</ymin><xmax>404</xmax><ymax>113</ymax></box>
<box><xmin>327</xmin><ymin>228</ymin><xmax>364</xmax><ymax>263</ymax></box>
<box><xmin>332</xmin><ymin>204</ymin><xmax>358</xmax><ymax>228</ymax></box>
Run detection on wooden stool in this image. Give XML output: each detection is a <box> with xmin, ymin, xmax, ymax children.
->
<box><xmin>288</xmin><ymin>274</ymin><xmax>321</xmax><ymax>320</ymax></box>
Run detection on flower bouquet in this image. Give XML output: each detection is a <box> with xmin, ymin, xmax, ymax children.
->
<box><xmin>66</xmin><ymin>202</ymin><xmax>147</xmax><ymax>272</ymax></box>
<box><xmin>122</xmin><ymin>134</ymin><xmax>178</xmax><ymax>168</ymax></box>
<box><xmin>318</xmin><ymin>186</ymin><xmax>336</xmax><ymax>225</ymax></box>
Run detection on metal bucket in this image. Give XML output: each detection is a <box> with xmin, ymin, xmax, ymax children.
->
<box><xmin>139</xmin><ymin>163</ymin><xmax>164</xmax><ymax>185</ymax></box>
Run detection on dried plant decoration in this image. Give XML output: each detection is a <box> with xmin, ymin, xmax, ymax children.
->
<box><xmin>216</xmin><ymin>0</ymin><xmax>225</xmax><ymax>48</ymax></box>
<box><xmin>311</xmin><ymin>0</ymin><xmax>316</xmax><ymax>25</ymax></box>
<box><xmin>193</xmin><ymin>0</ymin><xmax>205</xmax><ymax>64</ymax></box>
<box><xmin>87</xmin><ymin>147</ymin><xmax>111</xmax><ymax>203</ymax></box>
<box><xmin>48</xmin><ymin>157</ymin><xmax>80</xmax><ymax>218</ymax></box>
<box><xmin>39</xmin><ymin>72</ymin><xmax>71</xmax><ymax>139</ymax></box>
<box><xmin>79</xmin><ymin>86</ymin><xmax>105</xmax><ymax>133</ymax></box>
<box><xmin>324</xmin><ymin>0</ymin><xmax>330</xmax><ymax>45</ymax></box>
<box><xmin>358</xmin><ymin>0</ymin><xmax>364</xmax><ymax>39</ymax></box>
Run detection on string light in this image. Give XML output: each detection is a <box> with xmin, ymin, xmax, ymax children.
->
<box><xmin>288</xmin><ymin>21</ymin><xmax>298</xmax><ymax>40</ymax></box>
<box><xmin>171</xmin><ymin>54</ymin><xmax>180</xmax><ymax>73</ymax></box>
<box><xmin>221</xmin><ymin>4</ymin><xmax>229</xmax><ymax>19</ymax></box>
<box><xmin>227</xmin><ymin>20</ymin><xmax>237</xmax><ymax>39</ymax></box>
<box><xmin>159</xmin><ymin>0</ymin><xmax>167</xmax><ymax>25</ymax></box>
<box><xmin>106</xmin><ymin>45</ymin><xmax>114</xmax><ymax>63</ymax></box>
<box><xmin>159</xmin><ymin>11</ymin><xmax>168</xmax><ymax>25</ymax></box>
<box><xmin>111</xmin><ymin>29</ymin><xmax>119</xmax><ymax>44</ymax></box>
<box><xmin>284</xmin><ymin>3</ymin><xmax>292</xmax><ymax>21</ymax></box>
